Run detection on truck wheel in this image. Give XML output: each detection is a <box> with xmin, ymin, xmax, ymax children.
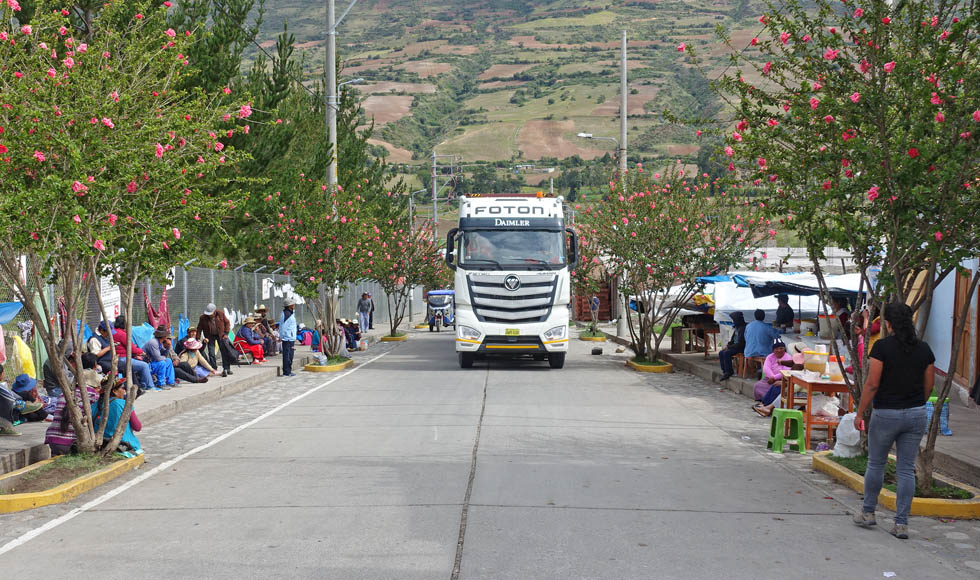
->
<box><xmin>458</xmin><ymin>352</ymin><xmax>475</xmax><ymax>368</ymax></box>
<box><xmin>548</xmin><ymin>353</ymin><xmax>566</xmax><ymax>369</ymax></box>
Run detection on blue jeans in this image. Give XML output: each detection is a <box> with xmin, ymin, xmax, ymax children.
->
<box><xmin>863</xmin><ymin>405</ymin><xmax>927</xmax><ymax>524</ymax></box>
<box><xmin>119</xmin><ymin>357</ymin><xmax>154</xmax><ymax>390</ymax></box>
<box><xmin>281</xmin><ymin>340</ymin><xmax>295</xmax><ymax>375</ymax></box>
<box><xmin>719</xmin><ymin>348</ymin><xmax>740</xmax><ymax>375</ymax></box>
<box><xmin>148</xmin><ymin>359</ymin><xmax>175</xmax><ymax>386</ymax></box>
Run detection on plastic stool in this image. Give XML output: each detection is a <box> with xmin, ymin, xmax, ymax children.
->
<box><xmin>767</xmin><ymin>408</ymin><xmax>806</xmax><ymax>454</ymax></box>
<box><xmin>926</xmin><ymin>396</ymin><xmax>953</xmax><ymax>436</ymax></box>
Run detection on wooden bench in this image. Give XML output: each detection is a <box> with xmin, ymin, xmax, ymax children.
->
<box><xmin>740</xmin><ymin>356</ymin><xmax>767</xmax><ymax>379</ymax></box>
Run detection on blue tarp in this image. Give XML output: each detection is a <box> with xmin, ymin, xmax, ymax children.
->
<box><xmin>0</xmin><ymin>302</ymin><xmax>23</xmax><ymax>325</ymax></box>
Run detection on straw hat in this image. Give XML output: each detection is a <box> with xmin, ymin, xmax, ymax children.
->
<box><xmin>255</xmin><ymin>304</ymin><xmax>268</xmax><ymax>312</ymax></box>
<box><xmin>243</xmin><ymin>316</ymin><xmax>257</xmax><ymax>325</ymax></box>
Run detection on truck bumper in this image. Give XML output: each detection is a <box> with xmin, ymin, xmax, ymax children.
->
<box><xmin>454</xmin><ymin>309</ymin><xmax>569</xmax><ymax>354</ymax></box>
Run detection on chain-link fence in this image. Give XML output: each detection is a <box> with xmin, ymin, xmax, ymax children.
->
<box><xmin>2</xmin><ymin>265</ymin><xmax>425</xmax><ymax>374</ymax></box>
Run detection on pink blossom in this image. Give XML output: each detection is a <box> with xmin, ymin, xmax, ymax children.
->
<box><xmin>802</xmin><ymin>34</ymin><xmax>811</xmax><ymax>43</ymax></box>
<box><xmin>243</xmin><ymin>125</ymin><xmax>250</xmax><ymax>134</ymax></box>
<box><xmin>93</xmin><ymin>240</ymin><xmax>106</xmax><ymax>251</ymax></box>
<box><xmin>223</xmin><ymin>87</ymin><xmax>232</xmax><ymax>95</ymax></box>
<box><xmin>812</xmin><ymin>82</ymin><xmax>822</xmax><ymax>91</ymax></box>
<box><xmin>908</xmin><ymin>148</ymin><xmax>919</xmax><ymax>158</ymax></box>
<box><xmin>881</xmin><ymin>17</ymin><xmax>891</xmax><ymax>25</ymax></box>
<box><xmin>102</xmin><ymin>117</ymin><xmax>114</xmax><ymax>128</ymax></box>
<box><xmin>0</xmin><ymin>32</ymin><xmax>7</xmax><ymax>41</ymax></box>
<box><xmin>72</xmin><ymin>214</ymin><xmax>81</xmax><ymax>224</ymax></box>
<box><xmin>78</xmin><ymin>43</ymin><xmax>87</xmax><ymax>53</ymax></box>
<box><xmin>823</xmin><ymin>115</ymin><xmax>835</xmax><ymax>123</ymax></box>
<box><xmin>972</xmin><ymin>110</ymin><xmax>980</xmax><ymax>122</ymax></box>
<box><xmin>930</xmin><ymin>92</ymin><xmax>943</xmax><ymax>105</ymax></box>
<box><xmin>20</xmin><ymin>25</ymin><xmax>31</xmax><ymax>35</ymax></box>
<box><xmin>936</xmin><ymin>112</ymin><xmax>945</xmax><ymax>123</ymax></box>
<box><xmin>14</xmin><ymin>71</ymin><xmax>22</xmax><ymax>78</ymax></box>
<box><xmin>33</xmin><ymin>150</ymin><xmax>45</xmax><ymax>162</ymax></box>
<box><xmin>809</xmin><ymin>97</ymin><xmax>820</xmax><ymax>110</ymax></box>
<box><xmin>750</xmin><ymin>38</ymin><xmax>758</xmax><ymax>46</ymax></box>
<box><xmin>768</xmin><ymin>229</ymin><xmax>777</xmax><ymax>238</ymax></box>
<box><xmin>779</xmin><ymin>32</ymin><xmax>790</xmax><ymax>44</ymax></box>
<box><xmin>757</xmin><ymin>158</ymin><xmax>766</xmax><ymax>167</ymax></box>
<box><xmin>724</xmin><ymin>146</ymin><xmax>734</xmax><ymax>157</ymax></box>
<box><xmin>762</xmin><ymin>62</ymin><xmax>772</xmax><ymax>75</ymax></box>
<box><xmin>732</xmin><ymin>131</ymin><xmax>742</xmax><ymax>142</ymax></box>
<box><xmin>849</xmin><ymin>92</ymin><xmax>861</xmax><ymax>103</ymax></box>
<box><xmin>239</xmin><ymin>104</ymin><xmax>253</xmax><ymax>118</ymax></box>
<box><xmin>46</xmin><ymin>68</ymin><xmax>56</xmax><ymax>78</ymax></box>
<box><xmin>135</xmin><ymin>13</ymin><xmax>144</xmax><ymax>20</ymax></box>
<box><xmin>214</xmin><ymin>142</ymin><xmax>224</xmax><ymax>151</ymax></box>
<box><xmin>58</xmin><ymin>26</ymin><xmax>67</xmax><ymax>36</ymax></box>
<box><xmin>165</xmin><ymin>28</ymin><xmax>176</xmax><ymax>38</ymax></box>
<box><xmin>6</xmin><ymin>0</ymin><xmax>21</xmax><ymax>12</ymax></box>
<box><xmin>172</xmin><ymin>227</ymin><xmax>181</xmax><ymax>239</ymax></box>
<box><xmin>935</xmin><ymin>231</ymin><xmax>943</xmax><ymax>241</ymax></box>
<box><xmin>219</xmin><ymin>260</ymin><xmax>228</xmax><ymax>269</ymax></box>
<box><xmin>155</xmin><ymin>143</ymin><xmax>164</xmax><ymax>158</ymax></box>
<box><xmin>62</xmin><ymin>57</ymin><xmax>74</xmax><ymax>69</ymax></box>
<box><xmin>867</xmin><ymin>186</ymin><xmax>879</xmax><ymax>202</ymax></box>
<box><xmin>824</xmin><ymin>48</ymin><xmax>838</xmax><ymax>60</ymax></box>
<box><xmin>108</xmin><ymin>214</ymin><xmax>118</xmax><ymax>225</ymax></box>
<box><xmin>71</xmin><ymin>181</ymin><xmax>88</xmax><ymax>194</ymax></box>
<box><xmin>883</xmin><ymin>61</ymin><xmax>896</xmax><ymax>73</ymax></box>
<box><xmin>767</xmin><ymin>119</ymin><xmax>779</xmax><ymax>127</ymax></box>
<box><xmin>127</xmin><ymin>181</ymin><xmax>138</xmax><ymax>193</ymax></box>
<box><xmin>853</xmin><ymin>8</ymin><xmax>864</xmax><ymax>18</ymax></box>
<box><xmin>676</xmin><ymin>43</ymin><xmax>685</xmax><ymax>52</ymax></box>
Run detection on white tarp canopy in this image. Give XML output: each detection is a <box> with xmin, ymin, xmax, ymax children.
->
<box><xmin>711</xmin><ymin>280</ymin><xmax>822</xmax><ymax>325</ymax></box>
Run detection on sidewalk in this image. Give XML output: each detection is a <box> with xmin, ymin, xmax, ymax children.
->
<box><xmin>589</xmin><ymin>323</ymin><xmax>980</xmax><ymax>488</ymax></box>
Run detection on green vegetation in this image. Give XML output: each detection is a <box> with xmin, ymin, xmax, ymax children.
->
<box><xmin>630</xmin><ymin>357</ymin><xmax>670</xmax><ymax>366</ymax></box>
<box><xmin>2</xmin><ymin>455</ymin><xmax>115</xmax><ymax>495</ymax></box>
<box><xmin>828</xmin><ymin>455</ymin><xmax>973</xmax><ymax>500</ymax></box>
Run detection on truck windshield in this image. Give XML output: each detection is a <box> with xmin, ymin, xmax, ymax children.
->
<box><xmin>459</xmin><ymin>230</ymin><xmax>565</xmax><ymax>269</ymax></box>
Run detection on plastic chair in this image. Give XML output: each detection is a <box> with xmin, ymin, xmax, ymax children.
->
<box><xmin>767</xmin><ymin>408</ymin><xmax>806</xmax><ymax>454</ymax></box>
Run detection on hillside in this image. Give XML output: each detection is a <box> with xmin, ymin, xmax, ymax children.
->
<box><xmin>251</xmin><ymin>0</ymin><xmax>763</xmax><ymax>178</ymax></box>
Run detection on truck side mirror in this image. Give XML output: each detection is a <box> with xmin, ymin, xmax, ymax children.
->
<box><xmin>566</xmin><ymin>228</ymin><xmax>578</xmax><ymax>270</ymax></box>
<box><xmin>445</xmin><ymin>228</ymin><xmax>458</xmax><ymax>271</ymax></box>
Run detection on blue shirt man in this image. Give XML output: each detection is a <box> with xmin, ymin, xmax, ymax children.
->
<box><xmin>279</xmin><ymin>299</ymin><xmax>298</xmax><ymax>377</ymax></box>
<box><xmin>744</xmin><ymin>309</ymin><xmax>782</xmax><ymax>358</ymax></box>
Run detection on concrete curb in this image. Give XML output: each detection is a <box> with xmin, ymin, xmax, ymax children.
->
<box><xmin>579</xmin><ymin>336</ymin><xmax>607</xmax><ymax>342</ymax></box>
<box><xmin>812</xmin><ymin>451</ymin><xmax>980</xmax><ymax>519</ymax></box>
<box><xmin>626</xmin><ymin>359</ymin><xmax>674</xmax><ymax>373</ymax></box>
<box><xmin>303</xmin><ymin>359</ymin><xmax>355</xmax><ymax>373</ymax></box>
<box><xmin>0</xmin><ymin>454</ymin><xmax>145</xmax><ymax>514</ymax></box>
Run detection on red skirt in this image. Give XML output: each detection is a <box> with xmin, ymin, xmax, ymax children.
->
<box><xmin>234</xmin><ymin>339</ymin><xmax>265</xmax><ymax>362</ymax></box>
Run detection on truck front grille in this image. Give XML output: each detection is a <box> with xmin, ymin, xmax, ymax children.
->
<box><xmin>467</xmin><ymin>273</ymin><xmax>558</xmax><ymax>324</ymax></box>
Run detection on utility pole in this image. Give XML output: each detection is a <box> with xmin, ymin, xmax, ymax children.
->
<box><xmin>432</xmin><ymin>151</ymin><xmax>438</xmax><ymax>243</ymax></box>
<box><xmin>619</xmin><ymin>29</ymin><xmax>628</xmax><ymax>176</ymax></box>
<box><xmin>326</xmin><ymin>0</ymin><xmax>338</xmax><ymax>188</ymax></box>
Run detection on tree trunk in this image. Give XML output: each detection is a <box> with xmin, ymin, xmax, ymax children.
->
<box><xmin>102</xmin><ymin>269</ymin><xmax>139</xmax><ymax>457</ymax></box>
<box><xmin>91</xmin><ymin>266</ymin><xmax>118</xmax><ymax>445</ymax></box>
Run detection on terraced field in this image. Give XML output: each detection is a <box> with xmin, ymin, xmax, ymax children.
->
<box><xmin>251</xmin><ymin>0</ymin><xmax>763</xmax><ymax>177</ymax></box>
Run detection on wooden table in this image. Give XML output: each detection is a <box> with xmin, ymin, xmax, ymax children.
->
<box><xmin>781</xmin><ymin>374</ymin><xmax>854</xmax><ymax>450</ymax></box>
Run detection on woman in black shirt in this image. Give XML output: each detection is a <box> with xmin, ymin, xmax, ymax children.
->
<box><xmin>852</xmin><ymin>303</ymin><xmax>934</xmax><ymax>539</ymax></box>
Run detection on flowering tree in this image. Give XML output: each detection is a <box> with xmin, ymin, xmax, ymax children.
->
<box><xmin>257</xmin><ymin>177</ymin><xmax>370</xmax><ymax>356</ymax></box>
<box><xmin>363</xmin><ymin>221</ymin><xmax>443</xmax><ymax>337</ymax></box>
<box><xmin>0</xmin><ymin>0</ymin><xmax>249</xmax><ymax>454</ymax></box>
<box><xmin>691</xmin><ymin>0</ymin><xmax>980</xmax><ymax>481</ymax></box>
<box><xmin>576</xmin><ymin>168</ymin><xmax>773</xmax><ymax>362</ymax></box>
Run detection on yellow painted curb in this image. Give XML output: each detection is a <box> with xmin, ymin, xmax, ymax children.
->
<box><xmin>626</xmin><ymin>359</ymin><xmax>674</xmax><ymax>373</ymax></box>
<box><xmin>380</xmin><ymin>335</ymin><xmax>408</xmax><ymax>342</ymax></box>
<box><xmin>303</xmin><ymin>359</ymin><xmax>354</xmax><ymax>372</ymax></box>
<box><xmin>812</xmin><ymin>451</ymin><xmax>980</xmax><ymax>519</ymax></box>
<box><xmin>579</xmin><ymin>336</ymin><xmax>607</xmax><ymax>342</ymax></box>
<box><xmin>414</xmin><ymin>324</ymin><xmax>429</xmax><ymax>329</ymax></box>
<box><xmin>0</xmin><ymin>454</ymin><xmax>145</xmax><ymax>514</ymax></box>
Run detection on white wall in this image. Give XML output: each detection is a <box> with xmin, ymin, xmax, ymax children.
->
<box><xmin>923</xmin><ymin>258</ymin><xmax>978</xmax><ymax>374</ymax></box>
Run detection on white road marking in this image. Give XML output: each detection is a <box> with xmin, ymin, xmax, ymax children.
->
<box><xmin>433</xmin><ymin>426</ymin><xmax>439</xmax><ymax>441</ymax></box>
<box><xmin>0</xmin><ymin>351</ymin><xmax>390</xmax><ymax>556</ymax></box>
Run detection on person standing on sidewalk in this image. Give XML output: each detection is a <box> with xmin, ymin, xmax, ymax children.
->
<box><xmin>357</xmin><ymin>293</ymin><xmax>372</xmax><ymax>332</ymax></box>
<box><xmin>853</xmin><ymin>302</ymin><xmax>935</xmax><ymax>540</ymax></box>
<box><xmin>368</xmin><ymin>293</ymin><xmax>375</xmax><ymax>329</ymax></box>
<box><xmin>198</xmin><ymin>303</ymin><xmax>236</xmax><ymax>377</ymax></box>
<box><xmin>279</xmin><ymin>299</ymin><xmax>298</xmax><ymax>377</ymax></box>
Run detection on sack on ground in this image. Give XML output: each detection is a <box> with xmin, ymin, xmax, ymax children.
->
<box><xmin>833</xmin><ymin>412</ymin><xmax>862</xmax><ymax>458</ymax></box>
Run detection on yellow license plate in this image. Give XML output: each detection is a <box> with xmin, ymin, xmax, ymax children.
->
<box><xmin>505</xmin><ymin>328</ymin><xmax>520</xmax><ymax>336</ymax></box>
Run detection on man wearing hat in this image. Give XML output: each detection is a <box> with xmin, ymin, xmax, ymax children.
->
<box><xmin>197</xmin><ymin>303</ymin><xmax>234</xmax><ymax>376</ymax></box>
<box><xmin>142</xmin><ymin>326</ymin><xmax>176</xmax><ymax>390</ymax></box>
<box><xmin>775</xmin><ymin>293</ymin><xmax>794</xmax><ymax>331</ymax></box>
<box><xmin>234</xmin><ymin>316</ymin><xmax>267</xmax><ymax>365</ymax></box>
<box><xmin>255</xmin><ymin>304</ymin><xmax>277</xmax><ymax>356</ymax></box>
<box><xmin>357</xmin><ymin>293</ymin><xmax>372</xmax><ymax>333</ymax></box>
<box><xmin>1</xmin><ymin>364</ymin><xmax>44</xmax><ymax>435</ymax></box>
<box><xmin>279</xmin><ymin>299</ymin><xmax>298</xmax><ymax>376</ymax></box>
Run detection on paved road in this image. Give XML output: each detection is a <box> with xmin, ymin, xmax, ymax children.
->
<box><xmin>1</xmin><ymin>332</ymin><xmax>978</xmax><ymax>579</ymax></box>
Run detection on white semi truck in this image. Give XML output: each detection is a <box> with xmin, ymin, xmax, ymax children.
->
<box><xmin>445</xmin><ymin>193</ymin><xmax>578</xmax><ymax>369</ymax></box>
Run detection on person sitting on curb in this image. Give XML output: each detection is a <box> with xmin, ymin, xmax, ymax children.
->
<box><xmin>1</xmin><ymin>363</ymin><xmax>44</xmax><ymax>436</ymax></box>
<box><xmin>86</xmin><ymin>321</ymin><xmax>115</xmax><ymax>374</ymax></box>
<box><xmin>744</xmin><ymin>309</ymin><xmax>782</xmax><ymax>361</ymax></box>
<box><xmin>94</xmin><ymin>378</ymin><xmax>142</xmax><ymax>457</ymax></box>
<box><xmin>752</xmin><ymin>340</ymin><xmax>795</xmax><ymax>418</ymax></box>
<box><xmin>111</xmin><ymin>316</ymin><xmax>155</xmax><ymax>391</ymax></box>
<box><xmin>179</xmin><ymin>338</ymin><xmax>219</xmax><ymax>381</ymax></box>
<box><xmin>234</xmin><ymin>316</ymin><xmax>267</xmax><ymax>365</ymax></box>
<box><xmin>45</xmin><ymin>353</ymin><xmax>103</xmax><ymax>455</ymax></box>
<box><xmin>718</xmin><ymin>312</ymin><xmax>747</xmax><ymax>381</ymax></box>
<box><xmin>11</xmin><ymin>373</ymin><xmax>50</xmax><ymax>422</ymax></box>
<box><xmin>142</xmin><ymin>327</ymin><xmax>176</xmax><ymax>390</ymax></box>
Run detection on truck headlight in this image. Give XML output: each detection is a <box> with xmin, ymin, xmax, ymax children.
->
<box><xmin>543</xmin><ymin>325</ymin><xmax>567</xmax><ymax>340</ymax></box>
<box><xmin>458</xmin><ymin>325</ymin><xmax>481</xmax><ymax>340</ymax></box>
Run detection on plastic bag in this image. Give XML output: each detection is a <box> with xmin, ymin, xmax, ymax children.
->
<box><xmin>12</xmin><ymin>335</ymin><xmax>36</xmax><ymax>379</ymax></box>
<box><xmin>358</xmin><ymin>339</ymin><xmax>368</xmax><ymax>351</ymax></box>
<box><xmin>810</xmin><ymin>394</ymin><xmax>840</xmax><ymax>417</ymax></box>
<box><xmin>833</xmin><ymin>412</ymin><xmax>862</xmax><ymax>458</ymax></box>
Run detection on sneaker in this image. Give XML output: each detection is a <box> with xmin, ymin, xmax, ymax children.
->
<box><xmin>21</xmin><ymin>400</ymin><xmax>44</xmax><ymax>414</ymax></box>
<box><xmin>150</xmin><ymin>386</ymin><xmax>163</xmax><ymax>392</ymax></box>
<box><xmin>0</xmin><ymin>425</ymin><xmax>22</xmax><ymax>436</ymax></box>
<box><xmin>719</xmin><ymin>373</ymin><xmax>733</xmax><ymax>382</ymax></box>
<box><xmin>226</xmin><ymin>369</ymin><xmax>233</xmax><ymax>375</ymax></box>
<box><xmin>852</xmin><ymin>511</ymin><xmax>877</xmax><ymax>528</ymax></box>
<box><xmin>287</xmin><ymin>373</ymin><xmax>297</xmax><ymax>377</ymax></box>
<box><xmin>159</xmin><ymin>384</ymin><xmax>172</xmax><ymax>390</ymax></box>
<box><xmin>890</xmin><ymin>524</ymin><xmax>908</xmax><ymax>539</ymax></box>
